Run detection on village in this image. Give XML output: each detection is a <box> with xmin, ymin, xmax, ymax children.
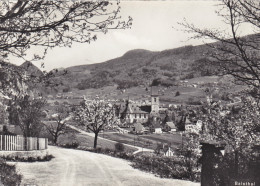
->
<box><xmin>0</xmin><ymin>1</ymin><xmax>260</xmax><ymax>186</ymax></box>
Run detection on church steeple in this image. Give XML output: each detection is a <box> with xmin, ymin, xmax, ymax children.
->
<box><xmin>151</xmin><ymin>86</ymin><xmax>159</xmax><ymax>114</ymax></box>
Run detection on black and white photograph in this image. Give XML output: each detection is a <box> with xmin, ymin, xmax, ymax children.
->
<box><xmin>0</xmin><ymin>0</ymin><xmax>259</xmax><ymax>185</ymax></box>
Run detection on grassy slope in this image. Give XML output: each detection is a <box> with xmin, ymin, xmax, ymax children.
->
<box><xmin>102</xmin><ymin>133</ymin><xmax>183</xmax><ymax>150</ymax></box>
<box><xmin>57</xmin><ymin>132</ymin><xmax>138</xmax><ymax>153</ymax></box>
<box><xmin>48</xmin><ymin>43</ymin><xmax>245</xmax><ymax>104</ymax></box>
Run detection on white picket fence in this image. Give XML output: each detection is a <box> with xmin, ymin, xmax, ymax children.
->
<box><xmin>0</xmin><ymin>135</ymin><xmax>48</xmax><ymax>151</ymax></box>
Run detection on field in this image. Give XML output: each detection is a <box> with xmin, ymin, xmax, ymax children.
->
<box><xmin>57</xmin><ymin>132</ymin><xmax>138</xmax><ymax>153</ymax></box>
<box><xmin>102</xmin><ymin>132</ymin><xmax>184</xmax><ymax>150</ymax></box>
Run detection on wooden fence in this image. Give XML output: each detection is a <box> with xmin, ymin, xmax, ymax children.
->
<box><xmin>0</xmin><ymin>135</ymin><xmax>48</xmax><ymax>151</ymax></box>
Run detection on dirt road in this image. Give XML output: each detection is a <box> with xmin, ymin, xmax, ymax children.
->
<box><xmin>16</xmin><ymin>146</ymin><xmax>199</xmax><ymax>186</ymax></box>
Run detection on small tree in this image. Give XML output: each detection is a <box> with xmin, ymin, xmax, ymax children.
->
<box><xmin>45</xmin><ymin>106</ymin><xmax>70</xmax><ymax>144</ymax></box>
<box><xmin>73</xmin><ymin>99</ymin><xmax>118</xmax><ymax>148</ymax></box>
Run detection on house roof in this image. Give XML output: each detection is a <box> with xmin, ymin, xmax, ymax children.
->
<box><xmin>166</xmin><ymin>122</ymin><xmax>176</xmax><ymax>129</ymax></box>
<box><xmin>120</xmin><ymin>102</ymin><xmax>150</xmax><ymax>114</ymax></box>
<box><xmin>163</xmin><ymin>146</ymin><xmax>174</xmax><ymax>153</ymax></box>
<box><xmin>185</xmin><ymin>118</ymin><xmax>192</xmax><ymax>124</ymax></box>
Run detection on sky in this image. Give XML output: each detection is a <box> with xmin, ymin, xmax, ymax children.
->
<box><xmin>11</xmin><ymin>1</ymin><xmax>255</xmax><ymax>71</ymax></box>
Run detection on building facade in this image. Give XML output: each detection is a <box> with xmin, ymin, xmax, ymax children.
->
<box><xmin>119</xmin><ymin>86</ymin><xmax>160</xmax><ymax>124</ymax></box>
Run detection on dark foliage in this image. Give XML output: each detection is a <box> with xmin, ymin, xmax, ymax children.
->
<box><xmin>115</xmin><ymin>142</ymin><xmax>125</xmax><ymax>152</ymax></box>
<box><xmin>7</xmin><ymin>95</ymin><xmax>46</xmax><ymax>137</ymax></box>
<box><xmin>0</xmin><ymin>158</ymin><xmax>22</xmax><ymax>186</ymax></box>
<box><xmin>59</xmin><ymin>142</ymin><xmax>79</xmax><ymax>149</ymax></box>
<box><xmin>115</xmin><ymin>79</ymin><xmax>139</xmax><ymax>90</ymax></box>
<box><xmin>2</xmin><ymin>154</ymin><xmax>54</xmax><ymax>162</ymax></box>
<box><xmin>131</xmin><ymin>155</ymin><xmax>200</xmax><ymax>182</ymax></box>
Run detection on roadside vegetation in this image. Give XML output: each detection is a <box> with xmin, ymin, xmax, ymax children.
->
<box><xmin>0</xmin><ymin>158</ymin><xmax>22</xmax><ymax>186</ymax></box>
<box><xmin>1</xmin><ymin>154</ymin><xmax>54</xmax><ymax>162</ymax></box>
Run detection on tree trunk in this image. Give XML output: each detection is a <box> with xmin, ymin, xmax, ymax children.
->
<box><xmin>54</xmin><ymin>134</ymin><xmax>58</xmax><ymax>145</ymax></box>
<box><xmin>94</xmin><ymin>132</ymin><xmax>98</xmax><ymax>149</ymax></box>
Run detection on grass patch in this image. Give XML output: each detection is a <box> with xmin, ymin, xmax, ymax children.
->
<box><xmin>57</xmin><ymin>132</ymin><xmax>138</xmax><ymax>153</ymax></box>
<box><xmin>102</xmin><ymin>133</ymin><xmax>183</xmax><ymax>150</ymax></box>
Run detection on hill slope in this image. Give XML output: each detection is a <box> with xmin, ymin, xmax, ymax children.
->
<box><xmin>55</xmin><ymin>44</ymin><xmax>217</xmax><ymax>92</ymax></box>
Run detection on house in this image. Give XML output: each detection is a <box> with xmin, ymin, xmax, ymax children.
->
<box><xmin>185</xmin><ymin>119</ymin><xmax>203</xmax><ymax>134</ymax></box>
<box><xmin>196</xmin><ymin>120</ymin><xmax>203</xmax><ymax>129</ymax></box>
<box><xmin>119</xmin><ymin>102</ymin><xmax>150</xmax><ymax>123</ymax></box>
<box><xmin>119</xmin><ymin>86</ymin><xmax>160</xmax><ymax>124</ymax></box>
<box><xmin>154</xmin><ymin>123</ymin><xmax>162</xmax><ymax>134</ymax></box>
<box><xmin>163</xmin><ymin>147</ymin><xmax>175</xmax><ymax>157</ymax></box>
<box><xmin>165</xmin><ymin>121</ymin><xmax>177</xmax><ymax>132</ymax></box>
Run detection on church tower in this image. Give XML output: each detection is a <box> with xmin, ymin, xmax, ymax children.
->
<box><xmin>151</xmin><ymin>86</ymin><xmax>159</xmax><ymax>114</ymax></box>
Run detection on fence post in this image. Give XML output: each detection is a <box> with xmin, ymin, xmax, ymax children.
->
<box><xmin>200</xmin><ymin>141</ymin><xmax>226</xmax><ymax>186</ymax></box>
<box><xmin>45</xmin><ymin>138</ymin><xmax>48</xmax><ymax>149</ymax></box>
<box><xmin>10</xmin><ymin>135</ymin><xmax>12</xmax><ymax>151</ymax></box>
<box><xmin>37</xmin><ymin>138</ymin><xmax>39</xmax><ymax>150</ymax></box>
<box><xmin>4</xmin><ymin>135</ymin><xmax>6</xmax><ymax>151</ymax></box>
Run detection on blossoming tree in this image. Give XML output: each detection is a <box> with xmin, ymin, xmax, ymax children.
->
<box><xmin>73</xmin><ymin>99</ymin><xmax>118</xmax><ymax>148</ymax></box>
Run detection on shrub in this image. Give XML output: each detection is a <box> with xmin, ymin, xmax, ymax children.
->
<box><xmin>94</xmin><ymin>147</ymin><xmax>102</xmax><ymax>153</ymax></box>
<box><xmin>131</xmin><ymin>155</ymin><xmax>200</xmax><ymax>182</ymax></box>
<box><xmin>142</xmin><ymin>68</ymin><xmax>149</xmax><ymax>73</ymax></box>
<box><xmin>175</xmin><ymin>91</ymin><xmax>180</xmax><ymax>97</ymax></box>
<box><xmin>2</xmin><ymin>154</ymin><xmax>54</xmax><ymax>162</ymax></box>
<box><xmin>54</xmin><ymin>101</ymin><xmax>59</xmax><ymax>105</ymax></box>
<box><xmin>0</xmin><ymin>158</ymin><xmax>22</xmax><ymax>185</ymax></box>
<box><xmin>62</xmin><ymin>87</ymin><xmax>70</xmax><ymax>93</ymax></box>
<box><xmin>163</xmin><ymin>71</ymin><xmax>173</xmax><ymax>77</ymax></box>
<box><xmin>115</xmin><ymin>79</ymin><xmax>139</xmax><ymax>89</ymax></box>
<box><xmin>115</xmin><ymin>142</ymin><xmax>125</xmax><ymax>152</ymax></box>
<box><xmin>60</xmin><ymin>142</ymin><xmax>79</xmax><ymax>149</ymax></box>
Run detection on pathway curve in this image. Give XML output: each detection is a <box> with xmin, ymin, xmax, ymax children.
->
<box><xmin>15</xmin><ymin>146</ymin><xmax>199</xmax><ymax>186</ymax></box>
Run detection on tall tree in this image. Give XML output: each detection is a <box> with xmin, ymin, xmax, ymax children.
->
<box><xmin>73</xmin><ymin>99</ymin><xmax>118</xmax><ymax>148</ymax></box>
<box><xmin>181</xmin><ymin>0</ymin><xmax>260</xmax><ymax>95</ymax></box>
<box><xmin>8</xmin><ymin>95</ymin><xmax>46</xmax><ymax>137</ymax></box>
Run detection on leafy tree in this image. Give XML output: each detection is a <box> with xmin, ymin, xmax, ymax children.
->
<box><xmin>172</xmin><ymin>107</ymin><xmax>187</xmax><ymax>131</ymax></box>
<box><xmin>181</xmin><ymin>0</ymin><xmax>260</xmax><ymax>96</ymax></box>
<box><xmin>162</xmin><ymin>110</ymin><xmax>172</xmax><ymax>125</ymax></box>
<box><xmin>73</xmin><ymin>99</ymin><xmax>118</xmax><ymax>148</ymax></box>
<box><xmin>7</xmin><ymin>95</ymin><xmax>46</xmax><ymax>137</ymax></box>
<box><xmin>183</xmin><ymin>95</ymin><xmax>260</xmax><ymax>182</ymax></box>
<box><xmin>0</xmin><ymin>101</ymin><xmax>8</xmax><ymax>125</ymax></box>
<box><xmin>45</xmin><ymin>106</ymin><xmax>71</xmax><ymax>144</ymax></box>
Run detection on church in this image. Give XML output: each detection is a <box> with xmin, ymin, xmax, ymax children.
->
<box><xmin>119</xmin><ymin>86</ymin><xmax>160</xmax><ymax>124</ymax></box>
